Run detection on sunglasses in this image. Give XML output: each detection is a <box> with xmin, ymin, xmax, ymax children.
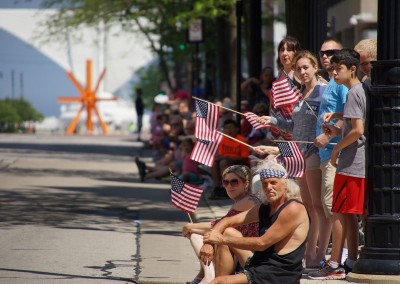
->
<box><xmin>222</xmin><ymin>179</ymin><xmax>240</xmax><ymax>187</ymax></box>
<box><xmin>319</xmin><ymin>49</ymin><xmax>339</xmax><ymax>57</ymax></box>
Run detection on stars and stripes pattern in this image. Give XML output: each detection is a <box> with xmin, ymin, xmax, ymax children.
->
<box><xmin>195</xmin><ymin>100</ymin><xmax>220</xmax><ymax>141</ymax></box>
<box><xmin>170</xmin><ymin>175</ymin><xmax>204</xmax><ymax>214</ymax></box>
<box><xmin>271</xmin><ymin>77</ymin><xmax>302</xmax><ymax>109</ymax></box>
<box><xmin>276</xmin><ymin>141</ymin><xmax>305</xmax><ymax>178</ymax></box>
<box><xmin>190</xmin><ymin>133</ymin><xmax>223</xmax><ymax>167</ymax></box>
<box><xmin>244</xmin><ymin>112</ymin><xmax>269</xmax><ymax>130</ymax></box>
<box><xmin>260</xmin><ymin>169</ymin><xmax>286</xmax><ymax>180</ymax></box>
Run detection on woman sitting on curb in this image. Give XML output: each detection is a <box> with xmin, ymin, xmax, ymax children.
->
<box><xmin>182</xmin><ymin>165</ymin><xmax>261</xmax><ymax>284</ymax></box>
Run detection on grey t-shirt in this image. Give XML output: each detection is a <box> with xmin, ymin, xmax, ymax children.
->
<box><xmin>337</xmin><ymin>83</ymin><xmax>367</xmax><ymax>178</ymax></box>
<box><xmin>271</xmin><ymin>84</ymin><xmax>324</xmax><ymax>158</ymax></box>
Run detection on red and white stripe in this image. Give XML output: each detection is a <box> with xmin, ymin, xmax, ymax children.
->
<box><xmin>190</xmin><ymin>133</ymin><xmax>223</xmax><ymax>167</ymax></box>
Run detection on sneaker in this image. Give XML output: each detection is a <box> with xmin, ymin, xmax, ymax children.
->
<box><xmin>308</xmin><ymin>262</ymin><xmax>345</xmax><ymax>280</ymax></box>
<box><xmin>135</xmin><ymin>157</ymin><xmax>146</xmax><ymax>182</ymax></box>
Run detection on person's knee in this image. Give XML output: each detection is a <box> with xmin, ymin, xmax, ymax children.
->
<box><xmin>190</xmin><ymin>233</ymin><xmax>203</xmax><ymax>242</ymax></box>
<box><xmin>223</xmin><ymin>227</ymin><xmax>243</xmax><ymax>238</ymax></box>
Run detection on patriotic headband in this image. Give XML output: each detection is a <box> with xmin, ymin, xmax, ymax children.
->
<box><xmin>259</xmin><ymin>169</ymin><xmax>286</xmax><ymax>180</ymax></box>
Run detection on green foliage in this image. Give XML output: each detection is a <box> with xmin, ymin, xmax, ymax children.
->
<box><xmin>37</xmin><ymin>0</ymin><xmax>236</xmax><ymax>88</ymax></box>
<box><xmin>0</xmin><ymin>101</ymin><xmax>20</xmax><ymax>123</ymax></box>
<box><xmin>0</xmin><ymin>99</ymin><xmax>44</xmax><ymax>132</ymax></box>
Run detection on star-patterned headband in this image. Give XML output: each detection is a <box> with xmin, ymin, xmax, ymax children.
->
<box><xmin>259</xmin><ymin>169</ymin><xmax>286</xmax><ymax>180</ymax></box>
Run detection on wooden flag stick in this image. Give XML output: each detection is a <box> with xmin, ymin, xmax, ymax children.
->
<box><xmin>169</xmin><ymin>167</ymin><xmax>193</xmax><ymax>223</ymax></box>
<box><xmin>273</xmin><ymin>139</ymin><xmax>337</xmax><ymax>145</ymax></box>
<box><xmin>217</xmin><ymin>131</ymin><xmax>255</xmax><ymax>150</ymax></box>
<box><xmin>302</xmin><ymin>99</ymin><xmax>318</xmax><ymax>119</ymax></box>
<box><xmin>193</xmin><ymin>96</ymin><xmax>245</xmax><ymax>116</ymax></box>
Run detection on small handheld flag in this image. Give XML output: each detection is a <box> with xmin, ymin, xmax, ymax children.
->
<box><xmin>190</xmin><ymin>133</ymin><xmax>223</xmax><ymax>167</ymax></box>
<box><xmin>271</xmin><ymin>77</ymin><xmax>301</xmax><ymax>109</ymax></box>
<box><xmin>170</xmin><ymin>175</ymin><xmax>204</xmax><ymax>214</ymax></box>
<box><xmin>195</xmin><ymin>100</ymin><xmax>220</xmax><ymax>141</ymax></box>
<box><xmin>276</xmin><ymin>141</ymin><xmax>305</xmax><ymax>178</ymax></box>
<box><xmin>244</xmin><ymin>112</ymin><xmax>270</xmax><ymax>130</ymax></box>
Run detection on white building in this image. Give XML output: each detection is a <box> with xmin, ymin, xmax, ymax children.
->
<box><xmin>0</xmin><ymin>0</ymin><xmax>153</xmax><ymax>133</ymax></box>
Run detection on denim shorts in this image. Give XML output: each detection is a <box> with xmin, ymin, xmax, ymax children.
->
<box><xmin>242</xmin><ymin>257</ymin><xmax>255</xmax><ymax>284</ymax></box>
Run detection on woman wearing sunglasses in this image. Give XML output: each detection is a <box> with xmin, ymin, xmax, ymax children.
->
<box><xmin>182</xmin><ymin>165</ymin><xmax>261</xmax><ymax>284</ymax></box>
<box><xmin>267</xmin><ymin>36</ymin><xmax>302</xmax><ymax>143</ymax></box>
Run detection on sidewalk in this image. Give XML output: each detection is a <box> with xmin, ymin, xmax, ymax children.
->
<box><xmin>194</xmin><ymin>187</ymin><xmax>356</xmax><ymax>284</ymax></box>
<box><xmin>196</xmin><ymin>191</ymin><xmax>400</xmax><ymax>283</ymax></box>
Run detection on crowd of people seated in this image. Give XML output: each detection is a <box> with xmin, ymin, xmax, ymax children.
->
<box><xmin>133</xmin><ymin>34</ymin><xmax>376</xmax><ymax>283</ymax></box>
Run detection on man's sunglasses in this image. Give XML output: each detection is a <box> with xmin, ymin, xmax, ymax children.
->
<box><xmin>319</xmin><ymin>49</ymin><xmax>339</xmax><ymax>57</ymax></box>
<box><xmin>222</xmin><ymin>179</ymin><xmax>240</xmax><ymax>187</ymax></box>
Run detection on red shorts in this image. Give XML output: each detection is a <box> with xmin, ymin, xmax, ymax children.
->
<box><xmin>332</xmin><ymin>173</ymin><xmax>367</xmax><ymax>215</ymax></box>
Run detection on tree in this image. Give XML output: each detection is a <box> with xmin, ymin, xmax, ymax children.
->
<box><xmin>0</xmin><ymin>99</ymin><xmax>43</xmax><ymax>132</ymax></box>
<box><xmin>39</xmin><ymin>0</ymin><xmax>236</xmax><ymax>92</ymax></box>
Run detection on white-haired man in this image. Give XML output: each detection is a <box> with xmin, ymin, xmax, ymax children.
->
<box><xmin>202</xmin><ymin>162</ymin><xmax>309</xmax><ymax>284</ymax></box>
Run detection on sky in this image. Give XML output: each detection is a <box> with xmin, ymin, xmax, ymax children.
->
<box><xmin>0</xmin><ymin>0</ymin><xmax>154</xmax><ymax>117</ymax></box>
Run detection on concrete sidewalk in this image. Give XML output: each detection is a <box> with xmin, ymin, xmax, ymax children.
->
<box><xmin>195</xmin><ymin>191</ymin><xmax>400</xmax><ymax>284</ymax></box>
<box><xmin>194</xmin><ymin>189</ymin><xmax>362</xmax><ymax>284</ymax></box>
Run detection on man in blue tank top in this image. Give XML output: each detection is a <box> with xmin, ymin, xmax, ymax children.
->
<box><xmin>203</xmin><ymin>161</ymin><xmax>310</xmax><ymax>284</ymax></box>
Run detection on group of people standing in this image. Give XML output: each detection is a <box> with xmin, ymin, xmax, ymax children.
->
<box><xmin>180</xmin><ymin>35</ymin><xmax>376</xmax><ymax>283</ymax></box>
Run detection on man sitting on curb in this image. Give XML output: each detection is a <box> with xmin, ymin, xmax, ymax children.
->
<box><xmin>202</xmin><ymin>161</ymin><xmax>309</xmax><ymax>284</ymax></box>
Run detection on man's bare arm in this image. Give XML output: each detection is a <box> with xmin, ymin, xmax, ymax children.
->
<box><xmin>204</xmin><ymin>201</ymin><xmax>307</xmax><ymax>251</ymax></box>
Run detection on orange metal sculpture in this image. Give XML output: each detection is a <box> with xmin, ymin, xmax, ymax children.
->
<box><xmin>58</xmin><ymin>60</ymin><xmax>116</xmax><ymax>135</ymax></box>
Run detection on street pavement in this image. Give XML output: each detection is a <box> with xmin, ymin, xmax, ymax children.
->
<box><xmin>0</xmin><ymin>133</ymin><xmax>379</xmax><ymax>284</ymax></box>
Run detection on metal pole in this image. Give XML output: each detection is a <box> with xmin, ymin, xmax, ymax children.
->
<box><xmin>11</xmin><ymin>70</ymin><xmax>15</xmax><ymax>99</ymax></box>
<box><xmin>350</xmin><ymin>0</ymin><xmax>400</xmax><ymax>279</ymax></box>
<box><xmin>20</xmin><ymin>72</ymin><xmax>24</xmax><ymax>100</ymax></box>
<box><xmin>236</xmin><ymin>0</ymin><xmax>242</xmax><ymax>130</ymax></box>
<box><xmin>195</xmin><ymin>43</ymin><xmax>199</xmax><ymax>93</ymax></box>
<box><xmin>308</xmin><ymin>0</ymin><xmax>327</xmax><ymax>55</ymax></box>
<box><xmin>248</xmin><ymin>0</ymin><xmax>262</xmax><ymax>78</ymax></box>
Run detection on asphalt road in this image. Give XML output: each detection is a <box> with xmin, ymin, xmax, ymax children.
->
<box><xmin>1</xmin><ymin>134</ymin><xmax>394</xmax><ymax>284</ymax></box>
<box><xmin>0</xmin><ymin>134</ymin><xmax>200</xmax><ymax>284</ymax></box>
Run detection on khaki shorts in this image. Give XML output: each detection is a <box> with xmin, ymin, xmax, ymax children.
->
<box><xmin>320</xmin><ymin>160</ymin><xmax>336</xmax><ymax>217</ymax></box>
<box><xmin>305</xmin><ymin>152</ymin><xmax>320</xmax><ymax>171</ymax></box>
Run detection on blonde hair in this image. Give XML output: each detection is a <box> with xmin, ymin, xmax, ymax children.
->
<box><xmin>222</xmin><ymin>165</ymin><xmax>252</xmax><ymax>191</ymax></box>
<box><xmin>294</xmin><ymin>50</ymin><xmax>319</xmax><ymax>69</ymax></box>
<box><xmin>354</xmin><ymin>39</ymin><xmax>377</xmax><ymax>60</ymax></box>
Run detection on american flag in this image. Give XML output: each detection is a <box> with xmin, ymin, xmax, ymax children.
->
<box><xmin>271</xmin><ymin>77</ymin><xmax>302</xmax><ymax>109</ymax></box>
<box><xmin>195</xmin><ymin>100</ymin><xmax>220</xmax><ymax>141</ymax></box>
<box><xmin>190</xmin><ymin>133</ymin><xmax>223</xmax><ymax>167</ymax></box>
<box><xmin>170</xmin><ymin>174</ymin><xmax>204</xmax><ymax>214</ymax></box>
<box><xmin>244</xmin><ymin>112</ymin><xmax>270</xmax><ymax>130</ymax></box>
<box><xmin>276</xmin><ymin>141</ymin><xmax>305</xmax><ymax>178</ymax></box>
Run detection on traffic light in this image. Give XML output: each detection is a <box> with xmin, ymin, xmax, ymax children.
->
<box><xmin>178</xmin><ymin>43</ymin><xmax>186</xmax><ymax>51</ymax></box>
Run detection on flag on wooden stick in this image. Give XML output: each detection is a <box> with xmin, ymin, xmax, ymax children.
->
<box><xmin>271</xmin><ymin>77</ymin><xmax>301</xmax><ymax>109</ymax></box>
<box><xmin>170</xmin><ymin>175</ymin><xmax>204</xmax><ymax>214</ymax></box>
<box><xmin>276</xmin><ymin>141</ymin><xmax>305</xmax><ymax>178</ymax></box>
<box><xmin>190</xmin><ymin>133</ymin><xmax>223</xmax><ymax>167</ymax></box>
<box><xmin>244</xmin><ymin>112</ymin><xmax>270</xmax><ymax>130</ymax></box>
<box><xmin>195</xmin><ymin>100</ymin><xmax>220</xmax><ymax>141</ymax></box>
